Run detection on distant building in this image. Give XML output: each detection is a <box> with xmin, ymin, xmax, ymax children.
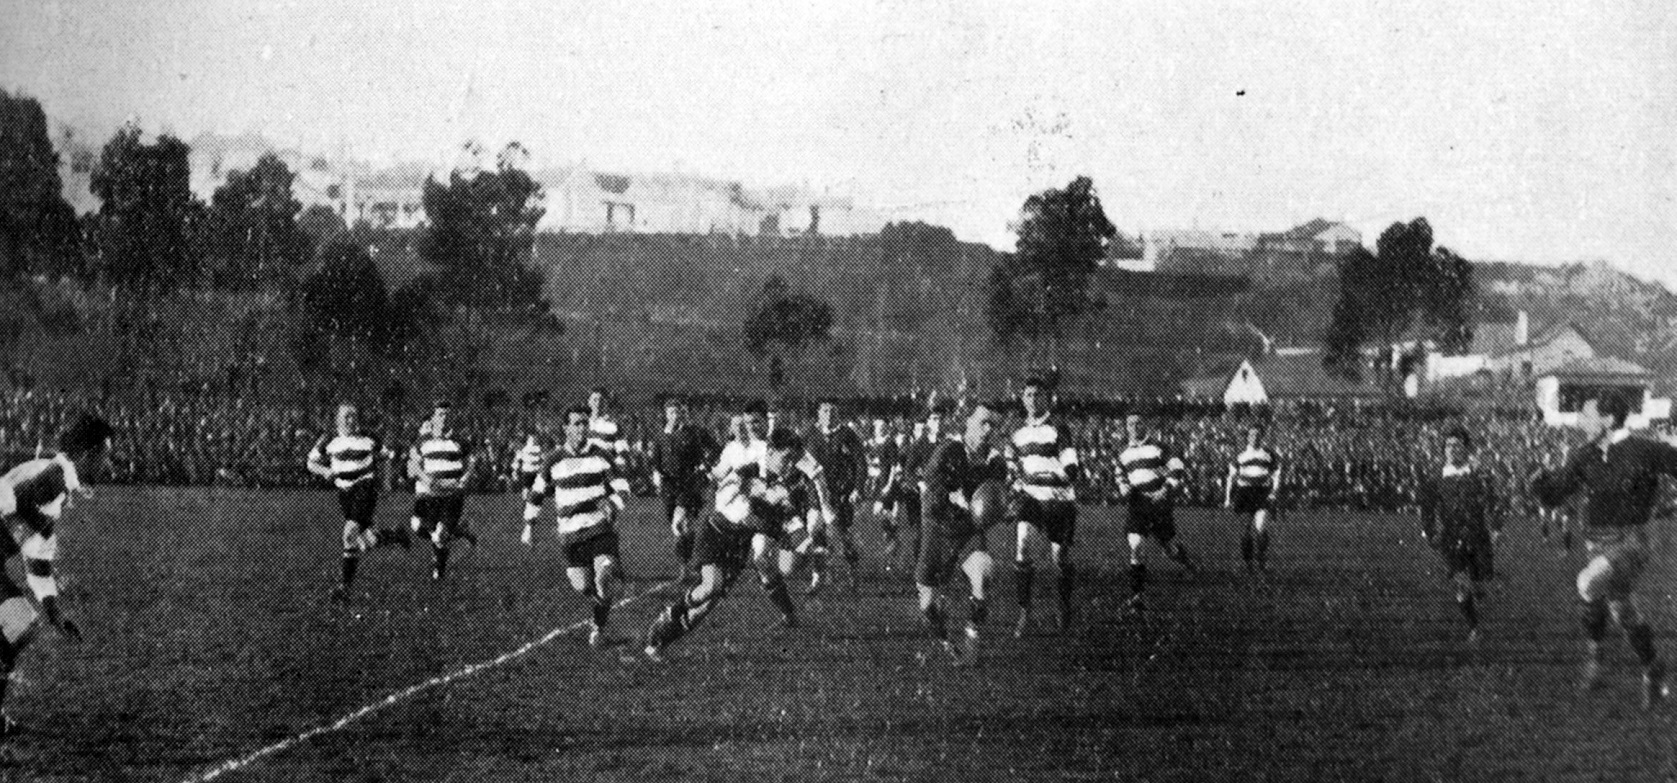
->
<box><xmin>1180</xmin><ymin>353</ymin><xmax>1384</xmax><ymax>404</ymax></box>
<box><xmin>1142</xmin><ymin>229</ymin><xmax>1257</xmax><ymax>273</ymax></box>
<box><xmin>531</xmin><ymin>167</ymin><xmax>886</xmax><ymax>237</ymax></box>
<box><xmin>1254</xmin><ymin>219</ymin><xmax>1361</xmax><ymax>256</ymax></box>
<box><xmin>1535</xmin><ymin>357</ymin><xmax>1667</xmax><ymax>428</ymax></box>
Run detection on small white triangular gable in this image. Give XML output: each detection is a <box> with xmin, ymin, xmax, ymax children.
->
<box><xmin>1224</xmin><ymin>359</ymin><xmax>1269</xmax><ymax>405</ymax></box>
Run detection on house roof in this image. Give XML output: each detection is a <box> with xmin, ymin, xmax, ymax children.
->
<box><xmin>1181</xmin><ymin>353</ymin><xmax>1384</xmax><ymax>400</ymax></box>
<box><xmin>1544</xmin><ymin>356</ymin><xmax>1651</xmax><ymax>380</ymax></box>
<box><xmin>1484</xmin><ymin>321</ymin><xmax>1593</xmax><ymax>359</ymax></box>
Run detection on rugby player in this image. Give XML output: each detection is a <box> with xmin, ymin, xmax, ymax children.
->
<box><xmin>804</xmin><ymin>399</ymin><xmax>866</xmax><ymax>593</ymax></box>
<box><xmin>0</xmin><ymin>413</ymin><xmax>110</xmax><ymax>736</ymax></box>
<box><xmin>1009</xmin><ymin>375</ymin><xmax>1082</xmax><ymax>636</ymax></box>
<box><xmin>587</xmin><ymin>388</ymin><xmax>634</xmax><ymax>501</ymax></box>
<box><xmin>531</xmin><ymin>406</ymin><xmax>629</xmax><ymax>648</ymax></box>
<box><xmin>512</xmin><ymin>432</ymin><xmax>548</xmax><ymax>546</ymax></box>
<box><xmin>1117</xmin><ymin>412</ymin><xmax>1198</xmax><ymax>614</ymax></box>
<box><xmin>306</xmin><ymin>403</ymin><xmax>408</xmax><ymax>602</ymax></box>
<box><xmin>408</xmin><ymin>402</ymin><xmax>477</xmax><ymax>581</ymax></box>
<box><xmin>1224</xmin><ymin>422</ymin><xmax>1281</xmax><ymax>573</ymax></box>
<box><xmin>1419</xmin><ymin>427</ymin><xmax>1501</xmax><ymax>643</ymax></box>
<box><xmin>643</xmin><ymin>425</ymin><xmax>826</xmax><ymax>661</ymax></box>
<box><xmin>1532</xmin><ymin>395</ymin><xmax>1677</xmax><ymax>708</ymax></box>
<box><xmin>864</xmin><ymin>418</ymin><xmax>901</xmax><ymax>556</ymax></box>
<box><xmin>917</xmin><ymin>402</ymin><xmax>1009</xmax><ymax>666</ymax></box>
<box><xmin>651</xmin><ymin>395</ymin><xmax>720</xmax><ymax>581</ymax></box>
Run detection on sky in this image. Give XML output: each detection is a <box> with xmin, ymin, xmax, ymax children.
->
<box><xmin>3</xmin><ymin>0</ymin><xmax>1674</xmax><ymax>284</ymax></box>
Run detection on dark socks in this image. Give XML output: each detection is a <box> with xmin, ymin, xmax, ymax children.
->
<box><xmin>1581</xmin><ymin>601</ymin><xmax>1609</xmax><ymax>642</ymax></box>
<box><xmin>969</xmin><ymin>597</ymin><xmax>988</xmax><ymax>627</ymax></box>
<box><xmin>675</xmin><ymin>534</ymin><xmax>694</xmax><ymax>567</ymax></box>
<box><xmin>1457</xmin><ymin>594</ymin><xmax>1479</xmax><ymax>629</ymax></box>
<box><xmin>432</xmin><ymin>544</ymin><xmax>449</xmax><ymax>579</ymax></box>
<box><xmin>1056</xmin><ymin>563</ymin><xmax>1075</xmax><ymax>615</ymax></box>
<box><xmin>341</xmin><ymin>553</ymin><xmax>359</xmax><ymax>587</ymax></box>
<box><xmin>1015</xmin><ymin>561</ymin><xmax>1035</xmax><ymax>608</ymax></box>
<box><xmin>765</xmin><ymin>578</ymin><xmax>795</xmax><ymax>620</ymax></box>
<box><xmin>1628</xmin><ymin>623</ymin><xmax>1660</xmax><ymax>668</ymax></box>
<box><xmin>1130</xmin><ymin>563</ymin><xmax>1148</xmax><ymax>597</ymax></box>
<box><xmin>923</xmin><ymin>601</ymin><xmax>948</xmax><ymax>640</ymax></box>
<box><xmin>1241</xmin><ymin>532</ymin><xmax>1255</xmax><ymax>565</ymax></box>
<box><xmin>592</xmin><ymin>598</ymin><xmax>610</xmax><ymax>630</ymax></box>
<box><xmin>1255</xmin><ymin>530</ymin><xmax>1270</xmax><ymax>565</ymax></box>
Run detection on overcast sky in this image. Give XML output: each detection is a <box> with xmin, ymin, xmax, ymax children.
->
<box><xmin>3</xmin><ymin>0</ymin><xmax>1674</xmax><ymax>284</ymax></box>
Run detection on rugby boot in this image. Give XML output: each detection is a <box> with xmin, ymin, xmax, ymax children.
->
<box><xmin>520</xmin><ymin>523</ymin><xmax>534</xmax><ymax>547</ymax></box>
<box><xmin>806</xmin><ymin>571</ymin><xmax>826</xmax><ymax>596</ymax></box>
<box><xmin>589</xmin><ymin>625</ymin><xmax>626</xmax><ymax>649</ymax></box>
<box><xmin>1645</xmin><ymin>662</ymin><xmax>1669</xmax><ymax>710</ymax></box>
<box><xmin>328</xmin><ymin>585</ymin><xmax>351</xmax><ymax>605</ymax></box>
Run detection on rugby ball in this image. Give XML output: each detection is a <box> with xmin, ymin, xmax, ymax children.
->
<box><xmin>969</xmin><ymin>481</ymin><xmax>1011</xmax><ymax>530</ymax></box>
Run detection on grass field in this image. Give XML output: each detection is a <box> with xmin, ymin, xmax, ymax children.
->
<box><xmin>8</xmin><ymin>488</ymin><xmax>1677</xmax><ymax>781</ymax></box>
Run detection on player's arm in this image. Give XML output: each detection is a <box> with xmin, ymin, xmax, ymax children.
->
<box><xmin>1224</xmin><ymin>463</ymin><xmax>1237</xmax><ymax>507</ymax></box>
<box><xmin>847</xmin><ymin>431</ymin><xmax>868</xmax><ymax>503</ymax></box>
<box><xmin>372</xmin><ymin>436</ymin><xmax>388</xmax><ymax>488</ymax></box>
<box><xmin>1058</xmin><ymin>439</ymin><xmax>1081</xmax><ymax>485</ymax></box>
<box><xmin>1164</xmin><ymin>452</ymin><xmax>1187</xmax><ymax>496</ymax></box>
<box><xmin>1270</xmin><ymin>460</ymin><xmax>1283</xmax><ymax>501</ymax></box>
<box><xmin>800</xmin><ymin>453</ymin><xmax>837</xmax><ymax>524</ymax></box>
<box><xmin>306</xmin><ymin>435</ymin><xmax>333</xmax><ymax>479</ymax></box>
<box><xmin>22</xmin><ymin>533</ymin><xmax>79</xmax><ymax>640</ymax></box>
<box><xmin>602</xmin><ymin>453</ymin><xmax>628</xmax><ymax>519</ymax></box>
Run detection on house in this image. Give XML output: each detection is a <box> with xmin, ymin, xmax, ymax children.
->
<box><xmin>1425</xmin><ymin>310</ymin><xmax>1597</xmax><ymax>382</ymax></box>
<box><xmin>1180</xmin><ymin>353</ymin><xmax>1384</xmax><ymax>404</ymax></box>
<box><xmin>1142</xmin><ymin>229</ymin><xmax>1257</xmax><ymax>273</ymax></box>
<box><xmin>1254</xmin><ymin>219</ymin><xmax>1362</xmax><ymax>256</ymax></box>
<box><xmin>1535</xmin><ymin>357</ymin><xmax>1668</xmax><ymax>427</ymax></box>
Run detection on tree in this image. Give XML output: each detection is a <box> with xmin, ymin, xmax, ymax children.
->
<box><xmin>988</xmin><ymin>176</ymin><xmax>1115</xmax><ymax>356</ymax></box>
<box><xmin>302</xmin><ymin>237</ymin><xmax>388</xmax><ymax>349</ymax></box>
<box><xmin>0</xmin><ymin>90</ymin><xmax>81</xmax><ymax>281</ymax></box>
<box><xmin>417</xmin><ymin>142</ymin><xmax>546</xmax><ymax>311</ymax></box>
<box><xmin>298</xmin><ymin>204</ymin><xmax>348</xmax><ymax>251</ymax></box>
<box><xmin>1423</xmin><ymin>247</ymin><xmax>1476</xmax><ymax>354</ymax></box>
<box><xmin>206</xmin><ymin>153</ymin><xmax>310</xmax><ymax>290</ymax></box>
<box><xmin>744</xmin><ymin>274</ymin><xmax>834</xmax><ymax>391</ymax></box>
<box><xmin>87</xmin><ymin>124</ymin><xmax>206</xmax><ymax>293</ymax></box>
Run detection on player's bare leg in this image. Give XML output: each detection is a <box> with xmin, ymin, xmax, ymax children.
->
<box><xmin>571</xmin><ymin>554</ymin><xmax>623</xmax><ymax>647</ymax></box>
<box><xmin>0</xmin><ymin>598</ymin><xmax>40</xmax><ymax>737</ymax></box>
<box><xmin>916</xmin><ymin>585</ymin><xmax>961</xmax><ymax>664</ymax></box>
<box><xmin>1013</xmin><ymin>521</ymin><xmax>1037</xmax><ymax>638</ymax></box>
<box><xmin>960</xmin><ymin>551</ymin><xmax>995</xmax><ymax>665</ymax></box>
<box><xmin>1609</xmin><ymin>597</ymin><xmax>1666</xmax><ymax>708</ymax></box>
<box><xmin>1453</xmin><ymin>571</ymin><xmax>1481</xmax><ymax>644</ymax></box>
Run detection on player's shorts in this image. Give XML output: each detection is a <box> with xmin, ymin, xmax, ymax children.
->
<box><xmin>417</xmin><ymin>493</ymin><xmax>466</xmax><ymax>533</ymax></box>
<box><xmin>916</xmin><ymin>511</ymin><xmax>986</xmax><ymax>588</ymax></box>
<box><xmin>337</xmin><ymin>481</ymin><xmax>378</xmax><ymax>526</ymax></box>
<box><xmin>1015</xmin><ymin>495</ymin><xmax>1077</xmax><ymax>547</ymax></box>
<box><xmin>693</xmin><ymin>514</ymin><xmax>763</xmax><ymax>572</ymax></box>
<box><xmin>518</xmin><ymin>471</ymin><xmax>540</xmax><ymax>492</ymax></box>
<box><xmin>562</xmin><ymin>527</ymin><xmax>621</xmax><ymax>568</ymax></box>
<box><xmin>1126</xmin><ymin>499</ymin><xmax>1176</xmax><ymax>542</ymax></box>
<box><xmin>1230</xmin><ymin>485</ymin><xmax>1272</xmax><ymax>515</ymax></box>
<box><xmin>1440</xmin><ymin>538</ymin><xmax>1494</xmax><ymax>582</ymax></box>
<box><xmin>1578</xmin><ymin>526</ymin><xmax>1650</xmax><ymax>602</ymax></box>
<box><xmin>662</xmin><ymin>485</ymin><xmax>705</xmax><ymax>521</ymax></box>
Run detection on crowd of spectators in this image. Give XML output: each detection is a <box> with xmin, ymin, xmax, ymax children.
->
<box><xmin>1</xmin><ymin>385</ymin><xmax>1619</xmax><ymax>520</ymax></box>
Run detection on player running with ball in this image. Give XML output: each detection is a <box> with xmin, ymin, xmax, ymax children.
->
<box><xmin>916</xmin><ymin>401</ymin><xmax>1010</xmax><ymax>667</ymax></box>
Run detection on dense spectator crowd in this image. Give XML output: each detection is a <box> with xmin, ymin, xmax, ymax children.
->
<box><xmin>2</xmin><ymin>384</ymin><xmax>1621</xmax><ymax>520</ymax></box>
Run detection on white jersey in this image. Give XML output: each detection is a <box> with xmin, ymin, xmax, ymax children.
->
<box><xmin>1011</xmin><ymin>415</ymin><xmax>1079</xmax><ymax>503</ymax></box>
<box><xmin>713</xmin><ymin>439</ymin><xmax>822</xmax><ymax>526</ymax></box>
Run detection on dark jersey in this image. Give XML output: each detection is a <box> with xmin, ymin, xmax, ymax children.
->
<box><xmin>1420</xmin><ymin>466</ymin><xmax>1499</xmax><ymax>547</ymax></box>
<box><xmin>806</xmin><ymin>425</ymin><xmax>866</xmax><ymax>496</ymax></box>
<box><xmin>922</xmin><ymin>440</ymin><xmax>1008</xmax><ymax>522</ymax></box>
<box><xmin>1535</xmin><ymin>434</ymin><xmax>1677</xmax><ymax>532</ymax></box>
<box><xmin>651</xmin><ymin>424</ymin><xmax>721</xmax><ymax>492</ymax></box>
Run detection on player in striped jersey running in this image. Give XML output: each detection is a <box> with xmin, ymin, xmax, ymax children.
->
<box><xmin>408</xmin><ymin>402</ymin><xmax>477</xmax><ymax>581</ymax></box>
<box><xmin>512</xmin><ymin>432</ymin><xmax>548</xmax><ymax>546</ymax></box>
<box><xmin>1118</xmin><ymin>412</ymin><xmax>1198</xmax><ymax>614</ymax></box>
<box><xmin>531</xmin><ymin>405</ymin><xmax>630</xmax><ymax>648</ymax></box>
<box><xmin>1224</xmin><ymin>423</ymin><xmax>1281</xmax><ymax>574</ymax></box>
<box><xmin>307</xmin><ymin>404</ymin><xmax>408</xmax><ymax>602</ymax></box>
<box><xmin>1008</xmin><ymin>376</ymin><xmax>1082</xmax><ymax>636</ymax></box>
<box><xmin>0</xmin><ymin>413</ymin><xmax>109</xmax><ymax>739</ymax></box>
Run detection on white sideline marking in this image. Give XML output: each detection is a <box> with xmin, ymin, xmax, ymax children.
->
<box><xmin>180</xmin><ymin>581</ymin><xmax>676</xmax><ymax>783</ymax></box>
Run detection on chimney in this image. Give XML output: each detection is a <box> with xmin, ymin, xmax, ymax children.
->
<box><xmin>1515</xmin><ymin>310</ymin><xmax>1530</xmax><ymax>346</ymax></box>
